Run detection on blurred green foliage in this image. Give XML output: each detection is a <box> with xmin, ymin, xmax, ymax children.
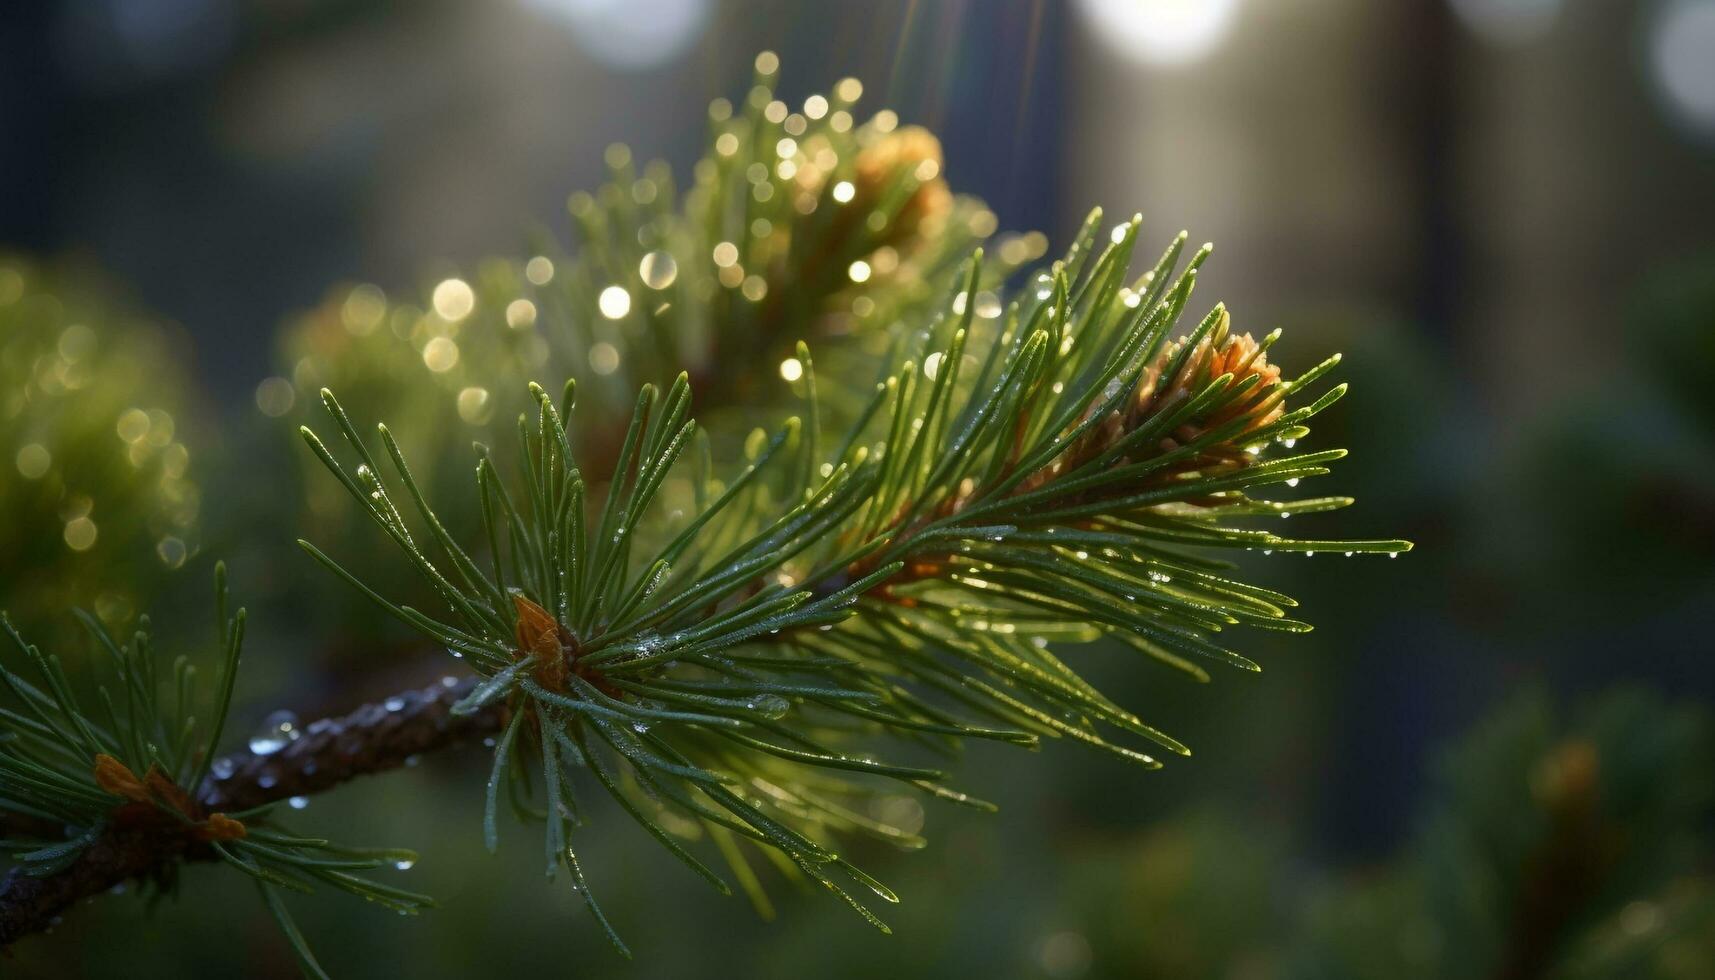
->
<box><xmin>0</xmin><ymin>257</ymin><xmax>204</xmax><ymax>638</ymax></box>
<box><xmin>1291</xmin><ymin>690</ymin><xmax>1712</xmax><ymax>980</ymax></box>
<box><xmin>235</xmin><ymin>63</ymin><xmax>1046</xmax><ymax>662</ymax></box>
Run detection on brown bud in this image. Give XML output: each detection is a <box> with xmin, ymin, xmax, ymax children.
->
<box><xmin>512</xmin><ymin>592</ymin><xmax>570</xmax><ymax>690</ymax></box>
<box><xmin>1013</xmin><ymin>310</ymin><xmax>1293</xmax><ymax>502</ymax></box>
<box><xmin>854</xmin><ymin>126</ymin><xmax>953</xmax><ymax>245</ymax></box>
<box><xmin>197</xmin><ymin>813</ymin><xmax>248</xmax><ymax>842</ymax></box>
<box><xmin>96</xmin><ymin>753</ymin><xmax>243</xmax><ymax>840</ymax></box>
<box><xmin>1131</xmin><ymin>310</ymin><xmax>1285</xmax><ymax>443</ymax></box>
<box><xmin>93</xmin><ymin>754</ymin><xmax>148</xmax><ymax>802</ymax></box>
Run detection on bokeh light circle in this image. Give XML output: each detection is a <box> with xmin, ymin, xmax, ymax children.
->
<box><xmin>1650</xmin><ymin>0</ymin><xmax>1715</xmax><ymax>137</ymax></box>
<box><xmin>523</xmin><ymin>0</ymin><xmax>710</xmax><ymax>70</ymax></box>
<box><xmin>1448</xmin><ymin>0</ymin><xmax>1563</xmax><ymax>45</ymax></box>
<box><xmin>1075</xmin><ymin>0</ymin><xmax>1243</xmax><ymax>68</ymax></box>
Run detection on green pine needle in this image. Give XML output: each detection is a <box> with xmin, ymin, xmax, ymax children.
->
<box><xmin>302</xmin><ymin>212</ymin><xmax>1409</xmax><ymax>946</ymax></box>
<box><xmin>1</xmin><ymin>569</ymin><xmax>423</xmax><ymax>975</ymax></box>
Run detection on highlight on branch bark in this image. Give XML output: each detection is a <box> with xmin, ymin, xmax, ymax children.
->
<box><xmin>293</xmin><ymin>211</ymin><xmax>1408</xmax><ymax>956</ymax></box>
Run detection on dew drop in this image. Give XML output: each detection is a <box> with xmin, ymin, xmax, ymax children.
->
<box><xmin>748</xmin><ymin>694</ymin><xmax>791</xmax><ymax>720</ymax></box>
<box><xmin>394</xmin><ymin>858</ymin><xmax>416</xmax><ymax>871</ymax></box>
<box><xmin>385</xmin><ymin>696</ymin><xmax>407</xmax><ymax>713</ymax></box>
<box><xmin>249</xmin><ymin>710</ymin><xmax>299</xmax><ymax>755</ymax></box>
<box><xmin>211</xmin><ymin>757</ymin><xmax>236</xmax><ymax>780</ymax></box>
<box><xmin>288</xmin><ymin>796</ymin><xmax>309</xmax><ymax>810</ymax></box>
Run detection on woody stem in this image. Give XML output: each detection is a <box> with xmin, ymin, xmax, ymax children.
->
<box><xmin>0</xmin><ymin>674</ymin><xmax>503</xmax><ymax>947</ymax></box>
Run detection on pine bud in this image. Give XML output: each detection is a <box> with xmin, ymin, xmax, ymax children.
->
<box><xmin>1130</xmin><ymin>309</ymin><xmax>1286</xmax><ymax>455</ymax></box>
<box><xmin>1019</xmin><ymin>310</ymin><xmax>1288</xmax><ymax>498</ymax></box>
<box><xmin>853</xmin><ymin>126</ymin><xmax>954</xmax><ymax>246</ymax></box>
<box><xmin>512</xmin><ymin>592</ymin><xmax>571</xmax><ymax>691</ymax></box>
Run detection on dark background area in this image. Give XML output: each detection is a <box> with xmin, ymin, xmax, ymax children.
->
<box><xmin>4</xmin><ymin>0</ymin><xmax>1714</xmax><ymax>976</ymax></box>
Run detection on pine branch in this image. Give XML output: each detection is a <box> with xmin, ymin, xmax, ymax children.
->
<box><xmin>199</xmin><ymin>675</ymin><xmax>499</xmax><ymax>814</ymax></box>
<box><xmin>4</xmin><ymin>56</ymin><xmax>1413</xmax><ymax>971</ymax></box>
<box><xmin>0</xmin><ymin>818</ymin><xmax>194</xmax><ymax>945</ymax></box>
<box><xmin>4</xmin><ymin>582</ymin><xmax>445</xmax><ymax>968</ymax></box>
<box><xmin>0</xmin><ymin>674</ymin><xmax>498</xmax><ymax>946</ymax></box>
<box><xmin>4</xmin><ymin>216</ymin><xmax>1411</xmax><ymax>967</ymax></box>
<box><xmin>295</xmin><ymin>215</ymin><xmax>1410</xmax><ymax>952</ymax></box>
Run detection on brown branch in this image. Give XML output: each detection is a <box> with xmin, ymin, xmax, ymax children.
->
<box><xmin>0</xmin><ymin>674</ymin><xmax>506</xmax><ymax>947</ymax></box>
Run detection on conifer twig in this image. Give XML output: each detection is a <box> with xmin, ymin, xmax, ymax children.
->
<box><xmin>0</xmin><ymin>819</ymin><xmax>196</xmax><ymax>946</ymax></box>
<box><xmin>0</xmin><ymin>675</ymin><xmax>499</xmax><ymax>946</ymax></box>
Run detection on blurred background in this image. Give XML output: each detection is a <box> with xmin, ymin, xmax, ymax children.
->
<box><xmin>3</xmin><ymin>0</ymin><xmax>1714</xmax><ymax>976</ymax></box>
